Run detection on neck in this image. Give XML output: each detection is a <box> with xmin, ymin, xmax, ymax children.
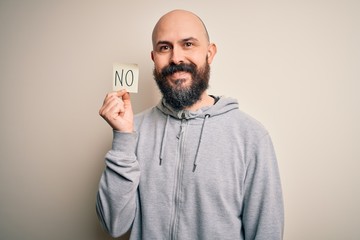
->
<box><xmin>184</xmin><ymin>92</ymin><xmax>214</xmax><ymax>111</ymax></box>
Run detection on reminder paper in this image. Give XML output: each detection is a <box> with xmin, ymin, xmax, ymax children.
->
<box><xmin>113</xmin><ymin>63</ymin><xmax>139</xmax><ymax>93</ymax></box>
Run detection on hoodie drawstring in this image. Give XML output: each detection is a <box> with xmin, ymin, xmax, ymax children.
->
<box><xmin>193</xmin><ymin>114</ymin><xmax>210</xmax><ymax>172</ymax></box>
<box><xmin>159</xmin><ymin>115</ymin><xmax>170</xmax><ymax>165</ymax></box>
<box><xmin>159</xmin><ymin>114</ymin><xmax>210</xmax><ymax>172</ymax></box>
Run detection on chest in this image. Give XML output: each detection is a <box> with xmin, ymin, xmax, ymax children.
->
<box><xmin>135</xmin><ymin>118</ymin><xmax>246</xmax><ymax>205</ymax></box>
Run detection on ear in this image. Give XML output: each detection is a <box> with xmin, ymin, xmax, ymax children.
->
<box><xmin>151</xmin><ymin>51</ymin><xmax>155</xmax><ymax>62</ymax></box>
<box><xmin>206</xmin><ymin>43</ymin><xmax>217</xmax><ymax>64</ymax></box>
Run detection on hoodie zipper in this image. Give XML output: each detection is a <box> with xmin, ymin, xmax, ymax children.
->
<box><xmin>169</xmin><ymin>118</ymin><xmax>187</xmax><ymax>240</ymax></box>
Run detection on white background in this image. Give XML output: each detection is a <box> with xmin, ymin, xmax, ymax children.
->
<box><xmin>1</xmin><ymin>1</ymin><xmax>359</xmax><ymax>239</ymax></box>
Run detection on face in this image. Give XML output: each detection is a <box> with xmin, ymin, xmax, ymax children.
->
<box><xmin>151</xmin><ymin>10</ymin><xmax>217</xmax><ymax>110</ymax></box>
<box><xmin>153</xmin><ymin>59</ymin><xmax>210</xmax><ymax>110</ymax></box>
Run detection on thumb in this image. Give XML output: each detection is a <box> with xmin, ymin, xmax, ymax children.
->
<box><xmin>116</xmin><ymin>90</ymin><xmax>133</xmax><ymax>113</ymax></box>
<box><xmin>119</xmin><ymin>90</ymin><xmax>132</xmax><ymax>108</ymax></box>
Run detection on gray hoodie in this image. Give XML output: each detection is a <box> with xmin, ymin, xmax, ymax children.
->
<box><xmin>96</xmin><ymin>96</ymin><xmax>284</xmax><ymax>240</ymax></box>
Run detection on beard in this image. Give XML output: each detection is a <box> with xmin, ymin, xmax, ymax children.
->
<box><xmin>153</xmin><ymin>60</ymin><xmax>210</xmax><ymax>110</ymax></box>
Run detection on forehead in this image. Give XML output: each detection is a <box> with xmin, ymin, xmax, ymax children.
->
<box><xmin>152</xmin><ymin>11</ymin><xmax>208</xmax><ymax>45</ymax></box>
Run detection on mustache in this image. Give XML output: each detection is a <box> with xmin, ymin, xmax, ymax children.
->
<box><xmin>161</xmin><ymin>63</ymin><xmax>196</xmax><ymax>77</ymax></box>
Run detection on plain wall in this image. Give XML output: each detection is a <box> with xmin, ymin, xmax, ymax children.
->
<box><xmin>1</xmin><ymin>1</ymin><xmax>359</xmax><ymax>239</ymax></box>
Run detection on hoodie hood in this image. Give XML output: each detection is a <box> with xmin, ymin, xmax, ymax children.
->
<box><xmin>156</xmin><ymin>96</ymin><xmax>239</xmax><ymax>171</ymax></box>
<box><xmin>156</xmin><ymin>96</ymin><xmax>239</xmax><ymax>120</ymax></box>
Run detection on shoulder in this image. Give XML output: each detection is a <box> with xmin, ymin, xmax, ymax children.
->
<box><xmin>134</xmin><ymin>105</ymin><xmax>164</xmax><ymax>130</ymax></box>
<box><xmin>219</xmin><ymin>103</ymin><xmax>269</xmax><ymax>140</ymax></box>
<box><xmin>236</xmin><ymin>109</ymin><xmax>268</xmax><ymax>136</ymax></box>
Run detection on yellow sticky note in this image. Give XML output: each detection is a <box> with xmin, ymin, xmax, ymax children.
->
<box><xmin>113</xmin><ymin>63</ymin><xmax>139</xmax><ymax>93</ymax></box>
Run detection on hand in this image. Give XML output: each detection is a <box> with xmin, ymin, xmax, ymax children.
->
<box><xmin>99</xmin><ymin>90</ymin><xmax>134</xmax><ymax>132</ymax></box>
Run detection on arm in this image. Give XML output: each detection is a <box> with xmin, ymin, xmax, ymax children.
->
<box><xmin>242</xmin><ymin>134</ymin><xmax>284</xmax><ymax>240</ymax></box>
<box><xmin>96</xmin><ymin>131</ymin><xmax>140</xmax><ymax>237</ymax></box>
<box><xmin>96</xmin><ymin>90</ymin><xmax>139</xmax><ymax>237</ymax></box>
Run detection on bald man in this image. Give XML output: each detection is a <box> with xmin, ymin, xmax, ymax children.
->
<box><xmin>97</xmin><ymin>10</ymin><xmax>284</xmax><ymax>240</ymax></box>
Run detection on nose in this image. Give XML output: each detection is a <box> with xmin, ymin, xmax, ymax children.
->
<box><xmin>170</xmin><ymin>46</ymin><xmax>185</xmax><ymax>65</ymax></box>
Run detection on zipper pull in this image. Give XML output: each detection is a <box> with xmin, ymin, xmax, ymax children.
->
<box><xmin>177</xmin><ymin>118</ymin><xmax>186</xmax><ymax>139</ymax></box>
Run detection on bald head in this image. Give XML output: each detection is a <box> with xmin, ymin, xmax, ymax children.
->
<box><xmin>152</xmin><ymin>10</ymin><xmax>210</xmax><ymax>48</ymax></box>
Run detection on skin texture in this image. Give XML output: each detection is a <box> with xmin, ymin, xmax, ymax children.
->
<box><xmin>99</xmin><ymin>10</ymin><xmax>217</xmax><ymax>132</ymax></box>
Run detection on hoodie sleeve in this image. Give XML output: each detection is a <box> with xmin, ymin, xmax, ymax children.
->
<box><xmin>96</xmin><ymin>130</ymin><xmax>140</xmax><ymax>238</ymax></box>
<box><xmin>242</xmin><ymin>133</ymin><xmax>284</xmax><ymax>240</ymax></box>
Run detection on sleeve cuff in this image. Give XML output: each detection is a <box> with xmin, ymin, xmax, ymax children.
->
<box><xmin>112</xmin><ymin>130</ymin><xmax>137</xmax><ymax>153</ymax></box>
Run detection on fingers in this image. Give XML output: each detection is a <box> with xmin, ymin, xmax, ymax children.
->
<box><xmin>99</xmin><ymin>95</ymin><xmax>119</xmax><ymax>117</ymax></box>
<box><xmin>99</xmin><ymin>90</ymin><xmax>134</xmax><ymax>132</ymax></box>
<box><xmin>115</xmin><ymin>89</ymin><xmax>129</xmax><ymax>98</ymax></box>
<box><xmin>100</xmin><ymin>90</ymin><xmax>128</xmax><ymax>115</ymax></box>
<box><xmin>102</xmin><ymin>90</ymin><xmax>128</xmax><ymax>106</ymax></box>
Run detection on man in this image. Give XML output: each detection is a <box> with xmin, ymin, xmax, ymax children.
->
<box><xmin>97</xmin><ymin>9</ymin><xmax>284</xmax><ymax>240</ymax></box>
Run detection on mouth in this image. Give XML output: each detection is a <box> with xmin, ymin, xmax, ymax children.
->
<box><xmin>167</xmin><ymin>71</ymin><xmax>190</xmax><ymax>84</ymax></box>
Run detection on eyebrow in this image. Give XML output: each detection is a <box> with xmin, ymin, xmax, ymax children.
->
<box><xmin>156</xmin><ymin>37</ymin><xmax>200</xmax><ymax>46</ymax></box>
<box><xmin>156</xmin><ymin>40</ymin><xmax>171</xmax><ymax>46</ymax></box>
<box><xmin>181</xmin><ymin>37</ymin><xmax>199</xmax><ymax>43</ymax></box>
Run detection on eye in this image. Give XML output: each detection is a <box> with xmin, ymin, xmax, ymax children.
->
<box><xmin>184</xmin><ymin>42</ymin><xmax>193</xmax><ymax>47</ymax></box>
<box><xmin>159</xmin><ymin>45</ymin><xmax>171</xmax><ymax>52</ymax></box>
